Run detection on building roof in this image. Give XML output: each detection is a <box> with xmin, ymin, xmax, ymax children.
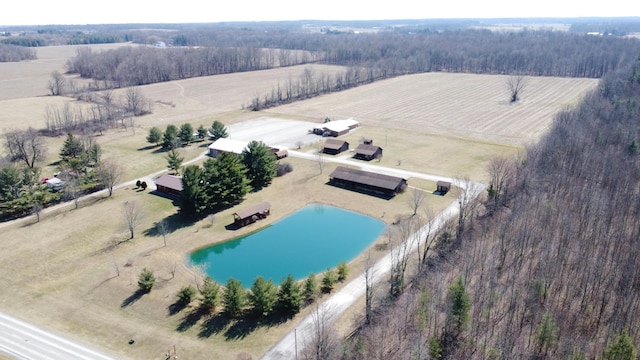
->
<box><xmin>155</xmin><ymin>174</ymin><xmax>183</xmax><ymax>191</ymax></box>
<box><xmin>329</xmin><ymin>166</ymin><xmax>405</xmax><ymax>191</ymax></box>
<box><xmin>233</xmin><ymin>201</ymin><xmax>271</xmax><ymax>220</ymax></box>
<box><xmin>354</xmin><ymin>143</ymin><xmax>382</xmax><ymax>156</ymax></box>
<box><xmin>437</xmin><ymin>180</ymin><xmax>452</xmax><ymax>188</ymax></box>
<box><xmin>323</xmin><ymin>138</ymin><xmax>348</xmax><ymax>150</ymax></box>
<box><xmin>316</xmin><ymin>119</ymin><xmax>360</xmax><ymax>133</ymax></box>
<box><xmin>208</xmin><ymin>138</ymin><xmax>248</xmax><ymax>155</ymax></box>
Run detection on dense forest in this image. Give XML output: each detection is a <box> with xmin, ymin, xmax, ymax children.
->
<box><xmin>337</xmin><ymin>54</ymin><xmax>640</xmax><ymax>359</ymax></box>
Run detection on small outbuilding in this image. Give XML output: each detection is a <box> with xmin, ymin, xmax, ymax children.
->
<box><xmin>329</xmin><ymin>166</ymin><xmax>407</xmax><ymax>198</ymax></box>
<box><xmin>436</xmin><ymin>180</ymin><xmax>452</xmax><ymax>195</ymax></box>
<box><xmin>233</xmin><ymin>201</ymin><xmax>271</xmax><ymax>227</ymax></box>
<box><xmin>155</xmin><ymin>174</ymin><xmax>183</xmax><ymax>197</ymax></box>
<box><xmin>270</xmin><ymin>147</ymin><xmax>289</xmax><ymax>159</ymax></box>
<box><xmin>322</xmin><ymin>139</ymin><xmax>349</xmax><ymax>155</ymax></box>
<box><xmin>353</xmin><ymin>144</ymin><xmax>383</xmax><ymax>161</ymax></box>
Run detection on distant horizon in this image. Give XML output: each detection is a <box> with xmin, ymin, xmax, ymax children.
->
<box><xmin>3</xmin><ymin>16</ymin><xmax>640</xmax><ymax>28</ymax></box>
<box><xmin>1</xmin><ymin>0</ymin><xmax>638</xmax><ymax>27</ymax></box>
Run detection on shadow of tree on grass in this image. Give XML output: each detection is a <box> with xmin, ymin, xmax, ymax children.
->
<box><xmin>198</xmin><ymin>313</ymin><xmax>232</xmax><ymax>338</ymax></box>
<box><xmin>121</xmin><ymin>289</ymin><xmax>147</xmax><ymax>308</ymax></box>
<box><xmin>143</xmin><ymin>212</ymin><xmax>199</xmax><ymax>238</ymax></box>
<box><xmin>176</xmin><ymin>307</ymin><xmax>207</xmax><ymax>332</ymax></box>
<box><xmin>168</xmin><ymin>300</ymin><xmax>190</xmax><ymax>316</ymax></box>
<box><xmin>223</xmin><ymin>317</ymin><xmax>259</xmax><ymax>341</ymax></box>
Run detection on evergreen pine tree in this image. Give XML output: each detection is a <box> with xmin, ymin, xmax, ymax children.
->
<box><xmin>223</xmin><ymin>278</ymin><xmax>246</xmax><ymax>317</ymax></box>
<box><xmin>242</xmin><ymin>140</ymin><xmax>277</xmax><ymax>189</ymax></box>
<box><xmin>278</xmin><ymin>274</ymin><xmax>303</xmax><ymax>315</ymax></box>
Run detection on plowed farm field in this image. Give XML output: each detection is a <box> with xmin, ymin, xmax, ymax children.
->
<box><xmin>266</xmin><ymin>72</ymin><xmax>599</xmax><ymax>146</ymax></box>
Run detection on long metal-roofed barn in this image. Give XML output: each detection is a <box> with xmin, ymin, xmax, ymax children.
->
<box><xmin>328</xmin><ymin>166</ymin><xmax>407</xmax><ymax>198</ymax></box>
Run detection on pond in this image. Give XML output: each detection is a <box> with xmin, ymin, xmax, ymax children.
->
<box><xmin>190</xmin><ymin>203</ymin><xmax>387</xmax><ymax>286</ymax></box>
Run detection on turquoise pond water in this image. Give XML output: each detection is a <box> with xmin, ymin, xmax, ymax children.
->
<box><xmin>190</xmin><ymin>203</ymin><xmax>387</xmax><ymax>286</ymax></box>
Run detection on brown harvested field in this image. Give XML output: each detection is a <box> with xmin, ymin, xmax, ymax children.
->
<box><xmin>0</xmin><ymin>44</ymin><xmax>600</xmax><ymax>360</ymax></box>
<box><xmin>0</xmin><ymin>43</ymin><xmax>134</xmax><ymax>100</ymax></box>
<box><xmin>266</xmin><ymin>72</ymin><xmax>599</xmax><ymax>146</ymax></box>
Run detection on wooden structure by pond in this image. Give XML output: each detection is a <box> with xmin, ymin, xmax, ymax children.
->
<box><xmin>233</xmin><ymin>201</ymin><xmax>271</xmax><ymax>227</ymax></box>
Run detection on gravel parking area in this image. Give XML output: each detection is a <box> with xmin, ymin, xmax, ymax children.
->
<box><xmin>227</xmin><ymin>117</ymin><xmax>325</xmax><ymax>150</ymax></box>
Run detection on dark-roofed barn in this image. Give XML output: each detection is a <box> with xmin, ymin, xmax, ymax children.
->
<box><xmin>322</xmin><ymin>139</ymin><xmax>349</xmax><ymax>155</ymax></box>
<box><xmin>233</xmin><ymin>201</ymin><xmax>271</xmax><ymax>227</ymax></box>
<box><xmin>353</xmin><ymin>144</ymin><xmax>383</xmax><ymax>161</ymax></box>
<box><xmin>154</xmin><ymin>174</ymin><xmax>183</xmax><ymax>197</ymax></box>
<box><xmin>329</xmin><ymin>166</ymin><xmax>407</xmax><ymax>198</ymax></box>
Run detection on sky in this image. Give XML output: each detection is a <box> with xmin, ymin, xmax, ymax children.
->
<box><xmin>0</xmin><ymin>0</ymin><xmax>637</xmax><ymax>26</ymax></box>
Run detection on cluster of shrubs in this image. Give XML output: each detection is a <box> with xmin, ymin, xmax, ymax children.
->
<box><xmin>134</xmin><ymin>180</ymin><xmax>148</xmax><ymax>190</ymax></box>
<box><xmin>137</xmin><ymin>262</ymin><xmax>349</xmax><ymax>319</ymax></box>
<box><xmin>276</xmin><ymin>162</ymin><xmax>293</xmax><ymax>177</ymax></box>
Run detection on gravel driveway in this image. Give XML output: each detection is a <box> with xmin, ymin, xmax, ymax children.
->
<box><xmin>227</xmin><ymin>117</ymin><xmax>325</xmax><ymax>150</ymax></box>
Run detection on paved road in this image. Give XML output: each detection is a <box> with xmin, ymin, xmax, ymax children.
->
<box><xmin>261</xmin><ymin>151</ymin><xmax>485</xmax><ymax>359</ymax></box>
<box><xmin>0</xmin><ymin>312</ymin><xmax>118</xmax><ymax>360</ymax></box>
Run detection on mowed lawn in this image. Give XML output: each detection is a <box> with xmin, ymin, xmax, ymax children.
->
<box><xmin>0</xmin><ymin>44</ymin><xmax>599</xmax><ymax>359</ymax></box>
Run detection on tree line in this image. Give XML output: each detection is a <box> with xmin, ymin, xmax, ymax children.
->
<box><xmin>44</xmin><ymin>85</ymin><xmax>151</xmax><ymax>135</ymax></box>
<box><xmin>338</xmin><ymin>49</ymin><xmax>640</xmax><ymax>360</ymax></box>
<box><xmin>135</xmin><ymin>261</ymin><xmax>349</xmax><ymax>333</ymax></box>
<box><xmin>65</xmin><ymin>45</ymin><xmax>316</xmax><ymax>88</ymax></box>
<box><xmin>59</xmin><ymin>28</ymin><xmax>640</xmax><ymax>103</ymax></box>
<box><xmin>0</xmin><ymin>43</ymin><xmax>37</xmax><ymax>61</ymax></box>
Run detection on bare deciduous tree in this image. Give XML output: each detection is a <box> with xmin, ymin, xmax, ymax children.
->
<box><xmin>303</xmin><ymin>303</ymin><xmax>341</xmax><ymax>360</ymax></box>
<box><xmin>418</xmin><ymin>205</ymin><xmax>437</xmax><ymax>271</ymax></box>
<box><xmin>4</xmin><ymin>127</ymin><xmax>47</xmax><ymax>169</ymax></box>
<box><xmin>123</xmin><ymin>87</ymin><xmax>147</xmax><ymax>116</ymax></box>
<box><xmin>486</xmin><ymin>156</ymin><xmax>516</xmax><ymax>212</ymax></box>
<box><xmin>314</xmin><ymin>151</ymin><xmax>325</xmax><ymax>174</ymax></box>
<box><xmin>453</xmin><ymin>177</ymin><xmax>483</xmax><ymax>240</ymax></box>
<box><xmin>123</xmin><ymin>201</ymin><xmax>141</xmax><ymax>239</ymax></box>
<box><xmin>407</xmin><ymin>187</ymin><xmax>426</xmax><ymax>216</ymax></box>
<box><xmin>47</xmin><ymin>71</ymin><xmax>67</xmax><ymax>96</ymax></box>
<box><xmin>95</xmin><ymin>160</ymin><xmax>122</xmax><ymax>197</ymax></box>
<box><xmin>506</xmin><ymin>74</ymin><xmax>528</xmax><ymax>103</ymax></box>
<box><xmin>157</xmin><ymin>218</ymin><xmax>169</xmax><ymax>247</ymax></box>
<box><xmin>64</xmin><ymin>177</ymin><xmax>81</xmax><ymax>209</ymax></box>
<box><xmin>389</xmin><ymin>216</ymin><xmax>418</xmax><ymax>297</ymax></box>
<box><xmin>364</xmin><ymin>251</ymin><xmax>377</xmax><ymax>325</ymax></box>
